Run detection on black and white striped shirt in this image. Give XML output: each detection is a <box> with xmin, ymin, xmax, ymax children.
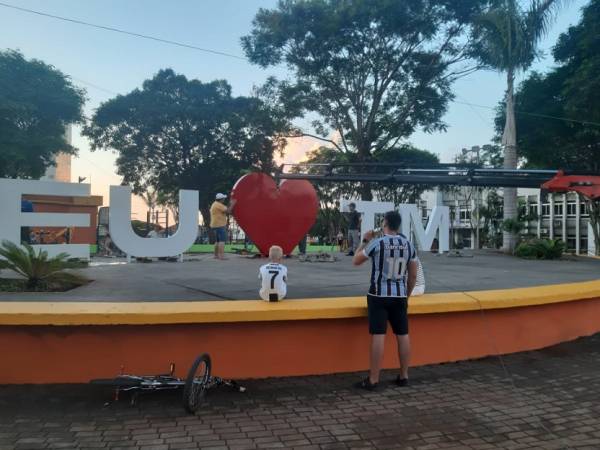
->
<box><xmin>363</xmin><ymin>234</ymin><xmax>416</xmax><ymax>298</ymax></box>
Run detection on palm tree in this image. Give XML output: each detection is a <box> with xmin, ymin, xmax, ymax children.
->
<box><xmin>0</xmin><ymin>240</ymin><xmax>87</xmax><ymax>290</ymax></box>
<box><xmin>473</xmin><ymin>0</ymin><xmax>565</xmax><ymax>252</ymax></box>
<box><xmin>141</xmin><ymin>188</ymin><xmax>158</xmax><ymax>231</ymax></box>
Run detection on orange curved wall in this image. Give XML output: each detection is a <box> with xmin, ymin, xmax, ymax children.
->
<box><xmin>2</xmin><ymin>296</ymin><xmax>600</xmax><ymax>384</ymax></box>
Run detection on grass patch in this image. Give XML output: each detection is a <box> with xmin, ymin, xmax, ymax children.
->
<box><xmin>186</xmin><ymin>244</ymin><xmax>338</xmax><ymax>254</ymax></box>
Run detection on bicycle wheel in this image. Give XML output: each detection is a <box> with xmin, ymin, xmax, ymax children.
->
<box><xmin>89</xmin><ymin>376</ymin><xmax>142</xmax><ymax>388</ymax></box>
<box><xmin>183</xmin><ymin>353</ymin><xmax>211</xmax><ymax>414</ymax></box>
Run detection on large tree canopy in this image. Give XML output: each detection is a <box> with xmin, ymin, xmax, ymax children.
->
<box><xmin>495</xmin><ymin>2</ymin><xmax>600</xmax><ymax>173</ymax></box>
<box><xmin>242</xmin><ymin>0</ymin><xmax>486</xmax><ymax>199</ymax></box>
<box><xmin>83</xmin><ymin>69</ymin><xmax>291</xmax><ymax>224</ymax></box>
<box><xmin>495</xmin><ymin>0</ymin><xmax>600</xmax><ymax>253</ymax></box>
<box><xmin>0</xmin><ymin>50</ymin><xmax>85</xmax><ymax>179</ymax></box>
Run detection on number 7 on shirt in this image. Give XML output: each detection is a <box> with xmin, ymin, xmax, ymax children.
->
<box><xmin>268</xmin><ymin>270</ymin><xmax>279</xmax><ymax>289</ymax></box>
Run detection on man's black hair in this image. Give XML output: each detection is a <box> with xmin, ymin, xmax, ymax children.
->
<box><xmin>349</xmin><ymin>202</ymin><xmax>356</xmax><ymax>208</ymax></box>
<box><xmin>384</xmin><ymin>210</ymin><xmax>401</xmax><ymax>232</ymax></box>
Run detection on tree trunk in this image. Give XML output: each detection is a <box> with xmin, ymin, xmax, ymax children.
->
<box><xmin>502</xmin><ymin>69</ymin><xmax>518</xmax><ymax>253</ymax></box>
<box><xmin>358</xmin><ymin>145</ymin><xmax>373</xmax><ymax>201</ymax></box>
<box><xmin>588</xmin><ymin>200</ymin><xmax>600</xmax><ymax>256</ymax></box>
<box><xmin>360</xmin><ymin>183</ymin><xmax>373</xmax><ymax>201</ymax></box>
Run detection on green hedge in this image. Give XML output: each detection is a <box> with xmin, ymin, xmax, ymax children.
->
<box><xmin>515</xmin><ymin>238</ymin><xmax>566</xmax><ymax>260</ymax></box>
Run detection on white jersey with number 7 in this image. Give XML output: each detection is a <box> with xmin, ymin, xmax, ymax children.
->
<box><xmin>259</xmin><ymin>262</ymin><xmax>288</xmax><ymax>301</ymax></box>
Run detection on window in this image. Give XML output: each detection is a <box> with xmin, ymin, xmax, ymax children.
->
<box><xmin>567</xmin><ymin>203</ymin><xmax>577</xmax><ymax>216</ymax></box>
<box><xmin>529</xmin><ymin>204</ymin><xmax>538</xmax><ymax>216</ymax></box>
<box><xmin>459</xmin><ymin>209</ymin><xmax>470</xmax><ymax>221</ymax></box>
<box><xmin>581</xmin><ymin>203</ymin><xmax>589</xmax><ymax>216</ymax></box>
<box><xmin>554</xmin><ymin>203</ymin><xmax>563</xmax><ymax>216</ymax></box>
<box><xmin>541</xmin><ymin>204</ymin><xmax>550</xmax><ymax>216</ymax></box>
<box><xmin>567</xmin><ymin>237</ymin><xmax>577</xmax><ymax>250</ymax></box>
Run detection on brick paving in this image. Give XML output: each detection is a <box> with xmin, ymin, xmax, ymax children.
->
<box><xmin>2</xmin><ymin>333</ymin><xmax>600</xmax><ymax>449</ymax></box>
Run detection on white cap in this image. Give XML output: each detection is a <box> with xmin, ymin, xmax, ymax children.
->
<box><xmin>215</xmin><ymin>193</ymin><xmax>227</xmax><ymax>200</ymax></box>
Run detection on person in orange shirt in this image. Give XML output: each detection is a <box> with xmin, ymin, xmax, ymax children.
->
<box><xmin>210</xmin><ymin>193</ymin><xmax>236</xmax><ymax>260</ymax></box>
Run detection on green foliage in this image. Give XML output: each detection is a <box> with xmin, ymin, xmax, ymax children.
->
<box><xmin>502</xmin><ymin>218</ymin><xmax>525</xmax><ymax>235</ymax></box>
<box><xmin>472</xmin><ymin>0</ymin><xmax>565</xmax><ymax>74</ymax></box>
<box><xmin>494</xmin><ymin>0</ymin><xmax>600</xmax><ymax>171</ymax></box>
<box><xmin>131</xmin><ymin>220</ymin><xmax>149</xmax><ymax>237</ymax></box>
<box><xmin>494</xmin><ymin>0</ymin><xmax>600</xmax><ymax>254</ymax></box>
<box><xmin>453</xmin><ymin>144</ymin><xmax>503</xmax><ymax>168</ymax></box>
<box><xmin>243</xmin><ymin>0</ymin><xmax>486</xmax><ymax>198</ymax></box>
<box><xmin>0</xmin><ymin>50</ymin><xmax>86</xmax><ymax>179</ymax></box>
<box><xmin>479</xmin><ymin>190</ymin><xmax>504</xmax><ymax>248</ymax></box>
<box><xmin>300</xmin><ymin>144</ymin><xmax>438</xmax><ymax>241</ymax></box>
<box><xmin>0</xmin><ymin>240</ymin><xmax>88</xmax><ymax>290</ymax></box>
<box><xmin>300</xmin><ymin>144</ymin><xmax>439</xmax><ymax>209</ymax></box>
<box><xmin>372</xmin><ymin>146</ymin><xmax>440</xmax><ymax>204</ymax></box>
<box><xmin>473</xmin><ymin>0</ymin><xmax>564</xmax><ymax>252</ymax></box>
<box><xmin>83</xmin><ymin>69</ymin><xmax>291</xmax><ymax>224</ymax></box>
<box><xmin>515</xmin><ymin>238</ymin><xmax>566</xmax><ymax>259</ymax></box>
<box><xmin>310</xmin><ymin>207</ymin><xmax>346</xmax><ymax>243</ymax></box>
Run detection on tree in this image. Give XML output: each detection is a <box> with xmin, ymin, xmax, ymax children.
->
<box><xmin>141</xmin><ymin>188</ymin><xmax>158</xmax><ymax>232</ymax></box>
<box><xmin>83</xmin><ymin>69</ymin><xmax>291</xmax><ymax>225</ymax></box>
<box><xmin>300</xmin><ymin>144</ymin><xmax>438</xmax><ymax>242</ymax></box>
<box><xmin>0</xmin><ymin>240</ymin><xmax>87</xmax><ymax>290</ymax></box>
<box><xmin>495</xmin><ymin>0</ymin><xmax>600</xmax><ymax>254</ymax></box>
<box><xmin>449</xmin><ymin>144</ymin><xmax>503</xmax><ymax>248</ymax></box>
<box><xmin>371</xmin><ymin>145</ymin><xmax>440</xmax><ymax>205</ymax></box>
<box><xmin>0</xmin><ymin>50</ymin><xmax>86</xmax><ymax>179</ymax></box>
<box><xmin>472</xmin><ymin>0</ymin><xmax>565</xmax><ymax>252</ymax></box>
<box><xmin>242</xmin><ymin>0</ymin><xmax>486</xmax><ymax>200</ymax></box>
<box><xmin>300</xmin><ymin>144</ymin><xmax>439</xmax><ymax>205</ymax></box>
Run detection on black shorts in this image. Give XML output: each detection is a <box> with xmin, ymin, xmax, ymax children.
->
<box><xmin>367</xmin><ymin>294</ymin><xmax>408</xmax><ymax>335</ymax></box>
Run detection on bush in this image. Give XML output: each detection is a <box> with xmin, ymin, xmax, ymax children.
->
<box><xmin>502</xmin><ymin>218</ymin><xmax>525</xmax><ymax>235</ymax></box>
<box><xmin>515</xmin><ymin>238</ymin><xmax>566</xmax><ymax>260</ymax></box>
<box><xmin>0</xmin><ymin>240</ymin><xmax>88</xmax><ymax>290</ymax></box>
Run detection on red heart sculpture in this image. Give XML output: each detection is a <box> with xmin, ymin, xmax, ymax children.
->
<box><xmin>231</xmin><ymin>173</ymin><xmax>319</xmax><ymax>256</ymax></box>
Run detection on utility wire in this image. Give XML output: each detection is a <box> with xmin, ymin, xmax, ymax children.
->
<box><xmin>70</xmin><ymin>76</ymin><xmax>119</xmax><ymax>97</ymax></box>
<box><xmin>449</xmin><ymin>96</ymin><xmax>600</xmax><ymax>128</ymax></box>
<box><xmin>0</xmin><ymin>1</ymin><xmax>247</xmax><ymax>61</ymax></box>
<box><xmin>3</xmin><ymin>0</ymin><xmax>594</xmax><ymax>128</ymax></box>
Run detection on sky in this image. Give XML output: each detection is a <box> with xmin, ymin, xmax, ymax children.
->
<box><xmin>0</xmin><ymin>0</ymin><xmax>589</xmax><ymax>216</ymax></box>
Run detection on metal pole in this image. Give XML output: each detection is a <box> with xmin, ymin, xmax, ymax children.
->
<box><xmin>166</xmin><ymin>210</ymin><xmax>169</xmax><ymax>237</ymax></box>
<box><xmin>475</xmin><ymin>147</ymin><xmax>480</xmax><ymax>249</ymax></box>
<box><xmin>576</xmin><ymin>194</ymin><xmax>581</xmax><ymax>254</ymax></box>
<box><xmin>549</xmin><ymin>195</ymin><xmax>555</xmax><ymax>239</ymax></box>
<box><xmin>562</xmin><ymin>195</ymin><xmax>567</xmax><ymax>245</ymax></box>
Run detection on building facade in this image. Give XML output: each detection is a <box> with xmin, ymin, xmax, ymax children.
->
<box><xmin>419</xmin><ymin>187</ymin><xmax>595</xmax><ymax>255</ymax></box>
<box><xmin>40</xmin><ymin>125</ymin><xmax>72</xmax><ymax>182</ymax></box>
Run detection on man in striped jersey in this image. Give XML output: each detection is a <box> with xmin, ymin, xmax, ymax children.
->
<box><xmin>352</xmin><ymin>210</ymin><xmax>418</xmax><ymax>390</ymax></box>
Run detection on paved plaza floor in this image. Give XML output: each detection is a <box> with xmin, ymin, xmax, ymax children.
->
<box><xmin>1</xmin><ymin>333</ymin><xmax>600</xmax><ymax>449</ymax></box>
<box><xmin>1</xmin><ymin>250</ymin><xmax>599</xmax><ymax>301</ymax></box>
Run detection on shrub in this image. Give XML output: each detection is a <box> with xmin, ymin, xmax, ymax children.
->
<box><xmin>502</xmin><ymin>218</ymin><xmax>525</xmax><ymax>235</ymax></box>
<box><xmin>515</xmin><ymin>238</ymin><xmax>566</xmax><ymax>260</ymax></box>
<box><xmin>0</xmin><ymin>240</ymin><xmax>88</xmax><ymax>290</ymax></box>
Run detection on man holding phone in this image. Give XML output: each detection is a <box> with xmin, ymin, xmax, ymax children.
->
<box><xmin>352</xmin><ymin>210</ymin><xmax>418</xmax><ymax>390</ymax></box>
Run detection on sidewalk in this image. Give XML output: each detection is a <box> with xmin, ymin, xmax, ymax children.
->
<box><xmin>1</xmin><ymin>333</ymin><xmax>599</xmax><ymax>449</ymax></box>
<box><xmin>2</xmin><ymin>250</ymin><xmax>600</xmax><ymax>301</ymax></box>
